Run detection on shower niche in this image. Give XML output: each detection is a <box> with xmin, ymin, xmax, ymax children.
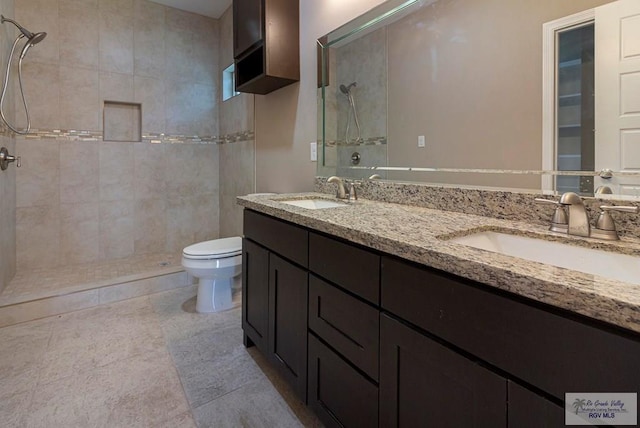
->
<box><xmin>103</xmin><ymin>101</ymin><xmax>142</xmax><ymax>142</ymax></box>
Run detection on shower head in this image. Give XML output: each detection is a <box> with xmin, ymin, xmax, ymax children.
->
<box><xmin>1</xmin><ymin>15</ymin><xmax>46</xmax><ymax>58</ymax></box>
<box><xmin>19</xmin><ymin>32</ymin><xmax>47</xmax><ymax>59</ymax></box>
<box><xmin>339</xmin><ymin>82</ymin><xmax>357</xmax><ymax>95</ymax></box>
<box><xmin>1</xmin><ymin>15</ymin><xmax>35</xmax><ymax>39</ymax></box>
<box><xmin>27</xmin><ymin>31</ymin><xmax>47</xmax><ymax>46</ymax></box>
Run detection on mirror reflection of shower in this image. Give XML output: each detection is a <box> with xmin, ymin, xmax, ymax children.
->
<box><xmin>339</xmin><ymin>82</ymin><xmax>362</xmax><ymax>144</ymax></box>
<box><xmin>0</xmin><ymin>15</ymin><xmax>47</xmax><ymax>134</ymax></box>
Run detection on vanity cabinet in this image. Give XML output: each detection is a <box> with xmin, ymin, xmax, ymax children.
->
<box><xmin>507</xmin><ymin>382</ymin><xmax>565</xmax><ymax>428</ymax></box>
<box><xmin>379</xmin><ymin>314</ymin><xmax>507</xmax><ymax>427</ymax></box>
<box><xmin>242</xmin><ymin>210</ymin><xmax>308</xmax><ymax>400</ymax></box>
<box><xmin>306</xmin><ymin>232</ymin><xmax>381</xmax><ymax>427</ymax></box>
<box><xmin>242</xmin><ymin>208</ymin><xmax>640</xmax><ymax>427</ymax></box>
<box><xmin>232</xmin><ymin>0</ymin><xmax>300</xmax><ymax>94</ymax></box>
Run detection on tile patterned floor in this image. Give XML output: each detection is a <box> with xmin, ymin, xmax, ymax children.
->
<box><xmin>1</xmin><ymin>253</ymin><xmax>182</xmax><ymax>306</ymax></box>
<box><xmin>0</xmin><ymin>285</ymin><xmax>323</xmax><ymax>427</ymax></box>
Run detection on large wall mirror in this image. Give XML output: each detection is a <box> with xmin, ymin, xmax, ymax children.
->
<box><xmin>317</xmin><ymin>0</ymin><xmax>640</xmax><ymax>199</ymax></box>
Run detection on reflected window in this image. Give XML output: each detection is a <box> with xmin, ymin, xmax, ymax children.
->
<box><xmin>556</xmin><ymin>23</ymin><xmax>595</xmax><ymax>195</ymax></box>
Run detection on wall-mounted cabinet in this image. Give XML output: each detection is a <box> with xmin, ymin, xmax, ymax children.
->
<box><xmin>233</xmin><ymin>0</ymin><xmax>300</xmax><ymax>94</ymax></box>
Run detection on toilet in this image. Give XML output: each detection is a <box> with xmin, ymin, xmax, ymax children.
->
<box><xmin>181</xmin><ymin>236</ymin><xmax>243</xmax><ymax>313</ymax></box>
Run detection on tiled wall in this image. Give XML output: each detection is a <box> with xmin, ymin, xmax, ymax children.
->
<box><xmin>16</xmin><ymin>138</ymin><xmax>219</xmax><ymax>270</ymax></box>
<box><xmin>322</xmin><ymin>28</ymin><xmax>388</xmax><ymax>179</ymax></box>
<box><xmin>0</xmin><ymin>0</ymin><xmax>16</xmax><ymax>292</ymax></box>
<box><xmin>13</xmin><ymin>0</ymin><xmax>223</xmax><ymax>270</ymax></box>
<box><xmin>217</xmin><ymin>6</ymin><xmax>255</xmax><ymax>238</ymax></box>
<box><xmin>15</xmin><ymin>0</ymin><xmax>219</xmax><ymax>136</ymax></box>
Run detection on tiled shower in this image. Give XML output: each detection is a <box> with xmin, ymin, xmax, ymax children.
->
<box><xmin>0</xmin><ymin>0</ymin><xmax>255</xmax><ymax>298</ymax></box>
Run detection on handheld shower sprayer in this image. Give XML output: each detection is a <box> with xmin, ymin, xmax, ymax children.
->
<box><xmin>339</xmin><ymin>82</ymin><xmax>362</xmax><ymax>143</ymax></box>
<box><xmin>0</xmin><ymin>15</ymin><xmax>47</xmax><ymax>134</ymax></box>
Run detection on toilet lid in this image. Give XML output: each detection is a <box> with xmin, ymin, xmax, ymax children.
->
<box><xmin>183</xmin><ymin>237</ymin><xmax>242</xmax><ymax>258</ymax></box>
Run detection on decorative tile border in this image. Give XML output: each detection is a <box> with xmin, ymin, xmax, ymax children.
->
<box><xmin>12</xmin><ymin>128</ymin><xmax>255</xmax><ymax>145</ymax></box>
<box><xmin>323</xmin><ymin>136</ymin><xmax>387</xmax><ymax>147</ymax></box>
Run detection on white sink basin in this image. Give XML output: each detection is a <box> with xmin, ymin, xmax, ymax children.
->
<box><xmin>278</xmin><ymin>199</ymin><xmax>349</xmax><ymax>209</ymax></box>
<box><xmin>449</xmin><ymin>231</ymin><xmax>640</xmax><ymax>285</ymax></box>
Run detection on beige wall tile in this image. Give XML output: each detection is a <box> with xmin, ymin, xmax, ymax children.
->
<box><xmin>15</xmin><ymin>0</ymin><xmax>59</xmax><ymax>65</ymax></box>
<box><xmin>134</xmin><ymin>198</ymin><xmax>166</xmax><ymax>254</ymax></box>
<box><xmin>16</xmin><ymin>62</ymin><xmax>60</xmax><ymax>130</ymax></box>
<box><xmin>133</xmin><ymin>142</ymin><xmax>166</xmax><ymax>199</ymax></box>
<box><xmin>133</xmin><ymin>76</ymin><xmax>164</xmax><ymax>133</ymax></box>
<box><xmin>99</xmin><ymin>142</ymin><xmax>134</xmax><ymax>201</ymax></box>
<box><xmin>164</xmin><ymin>8</ymin><xmax>217</xmax><ymax>86</ymax></box>
<box><xmin>99</xmin><ymin>200</ymin><xmax>133</xmax><ymax>259</ymax></box>
<box><xmin>60</xmin><ymin>202</ymin><xmax>99</xmax><ymax>265</ymax></box>
<box><xmin>16</xmin><ymin>205</ymin><xmax>60</xmax><ymax>270</ymax></box>
<box><xmin>193</xmin><ymin>193</ymin><xmax>219</xmax><ymax>243</ymax></box>
<box><xmin>16</xmin><ymin>139</ymin><xmax>59</xmax><ymax>208</ymax></box>
<box><xmin>219</xmin><ymin>140</ymin><xmax>254</xmax><ymax>237</ymax></box>
<box><xmin>164</xmin><ymin>144</ymin><xmax>218</xmax><ymax>198</ymax></box>
<box><xmin>100</xmin><ymin>71</ymin><xmax>134</xmax><ymax>103</ymax></box>
<box><xmin>99</xmin><ymin>10</ymin><xmax>133</xmax><ymax>74</ymax></box>
<box><xmin>59</xmin><ymin>66</ymin><xmax>100</xmax><ymax>130</ymax></box>
<box><xmin>99</xmin><ymin>0</ymin><xmax>133</xmax><ymax>16</ymax></box>
<box><xmin>59</xmin><ymin>1</ymin><xmax>99</xmax><ymax>70</ymax></box>
<box><xmin>0</xmin><ymin>135</ymin><xmax>16</xmax><ymax>290</ymax></box>
<box><xmin>59</xmin><ymin>141</ymin><xmax>99</xmax><ymax>203</ymax></box>
<box><xmin>165</xmin><ymin>194</ymin><xmax>219</xmax><ymax>253</ymax></box>
<box><xmin>165</xmin><ymin>82</ymin><xmax>217</xmax><ymax>136</ymax></box>
<box><xmin>133</xmin><ymin>2</ymin><xmax>165</xmax><ymax>79</ymax></box>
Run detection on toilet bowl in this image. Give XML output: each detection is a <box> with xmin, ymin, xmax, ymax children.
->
<box><xmin>181</xmin><ymin>236</ymin><xmax>242</xmax><ymax>313</ymax></box>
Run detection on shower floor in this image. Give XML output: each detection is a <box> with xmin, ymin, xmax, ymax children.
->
<box><xmin>0</xmin><ymin>253</ymin><xmax>192</xmax><ymax>326</ymax></box>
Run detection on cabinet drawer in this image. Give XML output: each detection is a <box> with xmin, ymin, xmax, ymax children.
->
<box><xmin>308</xmin><ymin>275</ymin><xmax>379</xmax><ymax>381</ymax></box>
<box><xmin>381</xmin><ymin>256</ymin><xmax>640</xmax><ymax>400</ymax></box>
<box><xmin>243</xmin><ymin>210</ymin><xmax>308</xmax><ymax>267</ymax></box>
<box><xmin>308</xmin><ymin>334</ymin><xmax>378</xmax><ymax>428</ymax></box>
<box><xmin>309</xmin><ymin>232</ymin><xmax>380</xmax><ymax>304</ymax></box>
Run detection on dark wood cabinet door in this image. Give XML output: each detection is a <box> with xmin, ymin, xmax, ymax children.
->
<box><xmin>233</xmin><ymin>0</ymin><xmax>263</xmax><ymax>57</ymax></box>
<box><xmin>508</xmin><ymin>382</ymin><xmax>565</xmax><ymax>428</ymax></box>
<box><xmin>307</xmin><ymin>334</ymin><xmax>378</xmax><ymax>428</ymax></box>
<box><xmin>268</xmin><ymin>253</ymin><xmax>308</xmax><ymax>401</ymax></box>
<box><xmin>242</xmin><ymin>238</ymin><xmax>269</xmax><ymax>353</ymax></box>
<box><xmin>380</xmin><ymin>314</ymin><xmax>507</xmax><ymax>428</ymax></box>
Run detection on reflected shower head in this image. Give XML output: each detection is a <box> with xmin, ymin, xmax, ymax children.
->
<box><xmin>339</xmin><ymin>82</ymin><xmax>357</xmax><ymax>95</ymax></box>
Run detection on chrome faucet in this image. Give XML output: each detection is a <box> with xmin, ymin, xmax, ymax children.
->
<box><xmin>327</xmin><ymin>176</ymin><xmax>348</xmax><ymax>199</ymax></box>
<box><xmin>537</xmin><ymin>192</ymin><xmax>638</xmax><ymax>240</ymax></box>
<box><xmin>559</xmin><ymin>192</ymin><xmax>590</xmax><ymax>237</ymax></box>
<box><xmin>327</xmin><ymin>176</ymin><xmax>358</xmax><ymax>201</ymax></box>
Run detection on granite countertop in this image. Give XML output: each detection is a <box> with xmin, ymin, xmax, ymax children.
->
<box><xmin>237</xmin><ymin>193</ymin><xmax>640</xmax><ymax>335</ymax></box>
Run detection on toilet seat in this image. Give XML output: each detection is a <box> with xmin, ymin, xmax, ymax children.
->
<box><xmin>182</xmin><ymin>237</ymin><xmax>242</xmax><ymax>260</ymax></box>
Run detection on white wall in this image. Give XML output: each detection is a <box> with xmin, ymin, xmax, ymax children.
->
<box><xmin>254</xmin><ymin>0</ymin><xmax>386</xmax><ymax>193</ymax></box>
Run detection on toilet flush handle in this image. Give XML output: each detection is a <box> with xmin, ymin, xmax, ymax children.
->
<box><xmin>0</xmin><ymin>146</ymin><xmax>21</xmax><ymax>170</ymax></box>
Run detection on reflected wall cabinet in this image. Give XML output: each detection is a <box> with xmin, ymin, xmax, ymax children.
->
<box><xmin>233</xmin><ymin>0</ymin><xmax>300</xmax><ymax>94</ymax></box>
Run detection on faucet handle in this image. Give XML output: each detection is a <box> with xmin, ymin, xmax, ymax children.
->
<box><xmin>347</xmin><ymin>181</ymin><xmax>361</xmax><ymax>201</ymax></box>
<box><xmin>592</xmin><ymin>205</ymin><xmax>638</xmax><ymax>240</ymax></box>
<box><xmin>535</xmin><ymin>198</ymin><xmax>568</xmax><ymax>232</ymax></box>
<box><xmin>599</xmin><ymin>205</ymin><xmax>639</xmax><ymax>214</ymax></box>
